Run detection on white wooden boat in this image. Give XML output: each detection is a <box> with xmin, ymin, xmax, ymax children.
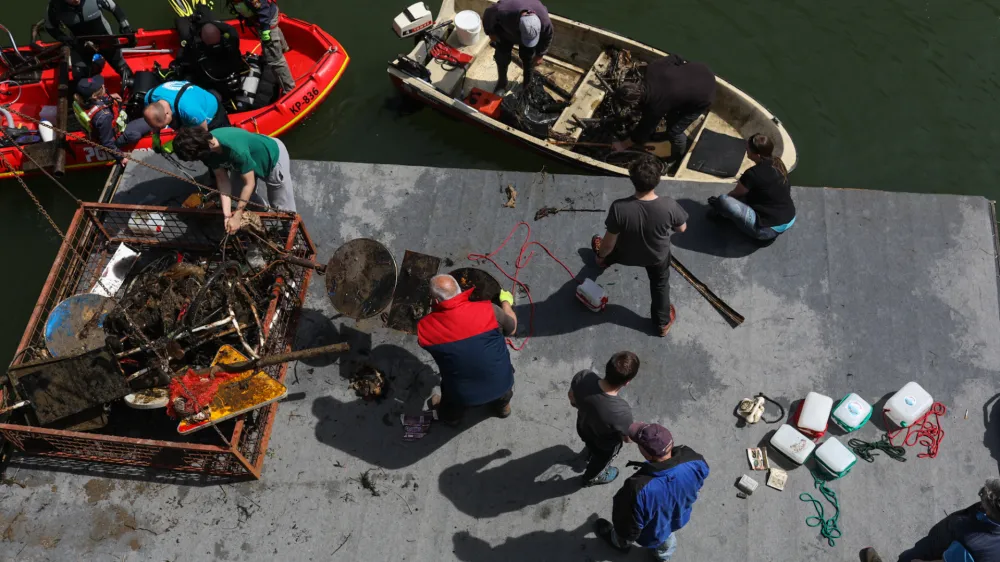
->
<box><xmin>388</xmin><ymin>0</ymin><xmax>797</xmax><ymax>183</ymax></box>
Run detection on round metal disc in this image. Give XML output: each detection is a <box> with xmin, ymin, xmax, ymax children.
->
<box><xmin>450</xmin><ymin>268</ymin><xmax>502</xmax><ymax>304</ymax></box>
<box><xmin>44</xmin><ymin>293</ymin><xmax>114</xmax><ymax>358</ymax></box>
<box><xmin>326</xmin><ymin>239</ymin><xmax>397</xmax><ymax>319</ymax></box>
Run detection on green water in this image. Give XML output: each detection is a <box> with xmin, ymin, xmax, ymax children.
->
<box><xmin>3</xmin><ymin>0</ymin><xmax>1000</xmax><ymax>361</ymax></box>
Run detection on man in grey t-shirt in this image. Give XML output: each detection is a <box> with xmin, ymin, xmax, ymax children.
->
<box><xmin>593</xmin><ymin>153</ymin><xmax>688</xmax><ymax>337</ymax></box>
<box><xmin>568</xmin><ymin>351</ymin><xmax>640</xmax><ymax>486</ymax></box>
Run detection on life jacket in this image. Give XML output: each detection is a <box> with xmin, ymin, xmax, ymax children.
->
<box><xmin>72</xmin><ymin>96</ymin><xmax>127</xmax><ymax>138</ymax></box>
<box><xmin>226</xmin><ymin>0</ymin><xmax>279</xmax><ymax>30</ymax></box>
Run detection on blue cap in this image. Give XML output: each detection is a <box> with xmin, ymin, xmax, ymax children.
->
<box><xmin>76</xmin><ymin>75</ymin><xmax>104</xmax><ymax>98</ymax></box>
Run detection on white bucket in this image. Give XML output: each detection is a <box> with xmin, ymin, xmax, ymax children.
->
<box><xmin>38</xmin><ymin>120</ymin><xmax>54</xmax><ymax>142</ymax></box>
<box><xmin>455</xmin><ymin>10</ymin><xmax>482</xmax><ymax>46</ymax></box>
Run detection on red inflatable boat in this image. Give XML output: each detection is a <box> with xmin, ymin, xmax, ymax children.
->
<box><xmin>0</xmin><ymin>15</ymin><xmax>349</xmax><ymax>179</ymax></box>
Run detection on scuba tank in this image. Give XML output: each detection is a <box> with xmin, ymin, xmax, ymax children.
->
<box><xmin>126</xmin><ymin>70</ymin><xmax>161</xmax><ymax>119</ymax></box>
<box><xmin>233</xmin><ymin>56</ymin><xmax>262</xmax><ymax>111</ymax></box>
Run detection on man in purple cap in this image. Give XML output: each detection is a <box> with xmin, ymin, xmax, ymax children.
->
<box><xmin>482</xmin><ymin>0</ymin><xmax>554</xmax><ymax>93</ymax></box>
<box><xmin>595</xmin><ymin>423</ymin><xmax>709</xmax><ymax>561</ymax></box>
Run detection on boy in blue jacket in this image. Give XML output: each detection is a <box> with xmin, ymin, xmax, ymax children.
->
<box><xmin>595</xmin><ymin>423</ymin><xmax>709</xmax><ymax>561</ymax></box>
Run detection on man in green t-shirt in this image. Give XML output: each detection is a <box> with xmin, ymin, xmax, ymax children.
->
<box><xmin>173</xmin><ymin>126</ymin><xmax>295</xmax><ymax>233</ymax></box>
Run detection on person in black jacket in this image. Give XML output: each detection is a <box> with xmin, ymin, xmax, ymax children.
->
<box><xmin>861</xmin><ymin>479</ymin><xmax>1000</xmax><ymax>562</ymax></box>
<box><xmin>707</xmin><ymin>133</ymin><xmax>796</xmax><ymax>243</ymax></box>
<box><xmin>45</xmin><ymin>0</ymin><xmax>134</xmax><ymax>81</ymax></box>
<box><xmin>482</xmin><ymin>0</ymin><xmax>554</xmax><ymax>93</ymax></box>
<box><xmin>595</xmin><ymin>423</ymin><xmax>710</xmax><ymax>561</ymax></box>
<box><xmin>611</xmin><ymin>54</ymin><xmax>716</xmax><ymax>168</ymax></box>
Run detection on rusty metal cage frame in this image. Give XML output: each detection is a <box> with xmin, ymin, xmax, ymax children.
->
<box><xmin>0</xmin><ymin>203</ymin><xmax>316</xmax><ymax>479</ymax></box>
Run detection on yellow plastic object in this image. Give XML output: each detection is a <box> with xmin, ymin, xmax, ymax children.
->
<box><xmin>177</xmin><ymin>345</ymin><xmax>287</xmax><ymax>434</ymax></box>
<box><xmin>181</xmin><ymin>192</ymin><xmax>204</xmax><ymax>208</ymax></box>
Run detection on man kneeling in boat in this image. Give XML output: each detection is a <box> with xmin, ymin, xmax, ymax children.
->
<box><xmin>173</xmin><ymin>126</ymin><xmax>295</xmax><ymax>234</ymax></box>
<box><xmin>483</xmin><ymin>0</ymin><xmax>553</xmax><ymax>94</ymax></box>
<box><xmin>142</xmin><ymin>80</ymin><xmax>231</xmax><ymax>153</ymax></box>
<box><xmin>611</xmin><ymin>54</ymin><xmax>716</xmax><ymax>172</ymax></box>
<box><xmin>72</xmin><ymin>75</ymin><xmax>151</xmax><ymax>162</ymax></box>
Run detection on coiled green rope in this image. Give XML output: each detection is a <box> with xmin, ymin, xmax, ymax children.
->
<box><xmin>799</xmin><ymin>470</ymin><xmax>842</xmax><ymax>546</ymax></box>
<box><xmin>848</xmin><ymin>434</ymin><xmax>906</xmax><ymax>463</ymax></box>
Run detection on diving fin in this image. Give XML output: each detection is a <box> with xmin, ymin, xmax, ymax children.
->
<box><xmin>167</xmin><ymin>0</ymin><xmax>194</xmax><ymax>17</ymax></box>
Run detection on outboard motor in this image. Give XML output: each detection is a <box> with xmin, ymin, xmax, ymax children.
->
<box><xmin>392</xmin><ymin>3</ymin><xmax>434</xmax><ymax>38</ymax></box>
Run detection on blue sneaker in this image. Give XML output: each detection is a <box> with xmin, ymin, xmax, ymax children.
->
<box><xmin>586</xmin><ymin>466</ymin><xmax>619</xmax><ymax>486</ymax></box>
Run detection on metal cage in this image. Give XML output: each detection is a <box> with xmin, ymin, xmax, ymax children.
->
<box><xmin>0</xmin><ymin>203</ymin><xmax>316</xmax><ymax>479</ymax></box>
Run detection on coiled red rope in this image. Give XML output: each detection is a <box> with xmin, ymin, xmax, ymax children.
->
<box><xmin>467</xmin><ymin>221</ymin><xmax>579</xmax><ymax>350</ymax></box>
<box><xmin>884</xmin><ymin>402</ymin><xmax>947</xmax><ymax>459</ymax></box>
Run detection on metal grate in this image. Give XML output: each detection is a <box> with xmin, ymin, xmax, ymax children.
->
<box><xmin>1</xmin><ymin>203</ymin><xmax>316</xmax><ymax>479</ymax></box>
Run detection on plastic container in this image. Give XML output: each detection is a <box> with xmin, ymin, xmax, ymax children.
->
<box><xmin>40</xmin><ymin>105</ymin><xmax>58</xmax><ymax>123</ymax></box>
<box><xmin>464</xmin><ymin>88</ymin><xmax>503</xmax><ymax>119</ymax></box>
<box><xmin>884</xmin><ymin>382</ymin><xmax>934</xmax><ymax>428</ymax></box>
<box><xmin>575</xmin><ymin>278</ymin><xmax>607</xmax><ymax>312</ymax></box>
<box><xmin>814</xmin><ymin>437</ymin><xmax>857</xmax><ymax>478</ymax></box>
<box><xmin>127</xmin><ymin>211</ymin><xmax>166</xmax><ymax>236</ymax></box>
<box><xmin>831</xmin><ymin>393</ymin><xmax>872</xmax><ymax>433</ymax></box>
<box><xmin>794</xmin><ymin>391</ymin><xmax>834</xmax><ymax>438</ymax></box>
<box><xmin>769</xmin><ymin>424</ymin><xmax>815</xmax><ymax>465</ymax></box>
<box><xmin>455</xmin><ymin>10</ymin><xmax>482</xmax><ymax>46</ymax></box>
<box><xmin>38</xmin><ymin>120</ymin><xmax>54</xmax><ymax>142</ymax></box>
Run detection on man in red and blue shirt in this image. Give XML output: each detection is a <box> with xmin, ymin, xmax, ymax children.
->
<box><xmin>418</xmin><ymin>274</ymin><xmax>517</xmax><ymax>425</ymax></box>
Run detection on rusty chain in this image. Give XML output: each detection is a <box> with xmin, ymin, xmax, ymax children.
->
<box><xmin>3</xmin><ymin>105</ymin><xmax>276</xmax><ymax>212</ymax></box>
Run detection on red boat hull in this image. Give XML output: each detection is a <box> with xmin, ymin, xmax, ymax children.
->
<box><xmin>0</xmin><ymin>15</ymin><xmax>349</xmax><ymax>179</ymax></box>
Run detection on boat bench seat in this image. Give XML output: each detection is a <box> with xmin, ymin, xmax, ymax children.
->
<box><xmin>548</xmin><ymin>52</ymin><xmax>612</xmax><ymax>142</ymax></box>
<box><xmin>424</xmin><ymin>28</ymin><xmax>492</xmax><ymax>98</ymax></box>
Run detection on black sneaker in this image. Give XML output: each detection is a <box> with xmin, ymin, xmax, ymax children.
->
<box><xmin>860</xmin><ymin>547</ymin><xmax>884</xmax><ymax>562</ymax></box>
<box><xmin>594</xmin><ymin>518</ymin><xmax>631</xmax><ymax>553</ymax></box>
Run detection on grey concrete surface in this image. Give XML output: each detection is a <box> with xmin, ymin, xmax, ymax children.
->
<box><xmin>3</xmin><ymin>157</ymin><xmax>1000</xmax><ymax>562</ymax></box>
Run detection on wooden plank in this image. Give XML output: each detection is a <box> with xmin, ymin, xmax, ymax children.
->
<box><xmin>548</xmin><ymin>51</ymin><xmax>612</xmax><ymax>142</ymax></box>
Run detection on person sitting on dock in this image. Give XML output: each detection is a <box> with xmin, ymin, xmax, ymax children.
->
<box><xmin>611</xmin><ymin>54</ymin><xmax>716</xmax><ymax>171</ymax></box>
<box><xmin>860</xmin><ymin>478</ymin><xmax>1000</xmax><ymax>562</ymax></box>
<box><xmin>594</xmin><ymin>423</ymin><xmax>709</xmax><ymax>561</ymax></box>
<box><xmin>45</xmin><ymin>0</ymin><xmax>135</xmax><ymax>81</ymax></box>
<box><xmin>172</xmin><ymin>126</ymin><xmax>295</xmax><ymax>233</ymax></box>
<box><xmin>592</xmin><ymin>153</ymin><xmax>688</xmax><ymax>337</ymax></box>
<box><xmin>72</xmin><ymin>74</ymin><xmax>151</xmax><ymax>161</ymax></box>
<box><xmin>707</xmin><ymin>133</ymin><xmax>796</xmax><ymax>244</ymax></box>
<box><xmin>417</xmin><ymin>274</ymin><xmax>518</xmax><ymax>426</ymax></box>
<box><xmin>482</xmin><ymin>0</ymin><xmax>554</xmax><ymax>94</ymax></box>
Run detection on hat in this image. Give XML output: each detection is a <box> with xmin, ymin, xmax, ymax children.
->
<box><xmin>629</xmin><ymin>423</ymin><xmax>674</xmax><ymax>457</ymax></box>
<box><xmin>518</xmin><ymin>13</ymin><xmax>541</xmax><ymax>48</ymax></box>
<box><xmin>76</xmin><ymin>75</ymin><xmax>104</xmax><ymax>98</ymax></box>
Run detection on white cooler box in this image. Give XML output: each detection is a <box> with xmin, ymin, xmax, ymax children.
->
<box><xmin>770</xmin><ymin>424</ymin><xmax>816</xmax><ymax>465</ymax></box>
<box><xmin>794</xmin><ymin>391</ymin><xmax>834</xmax><ymax>439</ymax></box>
<box><xmin>815</xmin><ymin>437</ymin><xmax>858</xmax><ymax>478</ymax></box>
<box><xmin>831</xmin><ymin>393</ymin><xmax>872</xmax><ymax>433</ymax></box>
<box><xmin>884</xmin><ymin>382</ymin><xmax>934</xmax><ymax>428</ymax></box>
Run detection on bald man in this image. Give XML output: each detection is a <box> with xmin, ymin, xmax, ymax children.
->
<box><xmin>417</xmin><ymin>274</ymin><xmax>518</xmax><ymax>425</ymax></box>
<box><xmin>174</xmin><ymin>19</ymin><xmax>242</xmax><ymax>88</ymax></box>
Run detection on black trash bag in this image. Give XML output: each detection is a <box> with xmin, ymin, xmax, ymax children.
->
<box><xmin>499</xmin><ymin>80</ymin><xmax>565</xmax><ymax>139</ymax></box>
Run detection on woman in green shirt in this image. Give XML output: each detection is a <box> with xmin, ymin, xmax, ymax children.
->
<box><xmin>173</xmin><ymin>126</ymin><xmax>295</xmax><ymax>233</ymax></box>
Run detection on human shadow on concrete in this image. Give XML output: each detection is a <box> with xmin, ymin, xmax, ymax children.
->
<box><xmin>513</xmin><ymin>265</ymin><xmax>653</xmax><ymax>338</ymax></box>
<box><xmin>439</xmin><ymin>445</ymin><xmax>580</xmax><ymax>518</ymax></box>
<box><xmin>984</xmin><ymin>393</ymin><xmax>1000</xmax><ymax>475</ymax></box>
<box><xmin>895</xmin><ymin>502</ymin><xmax>982</xmax><ymax>562</ymax></box>
<box><xmin>452</xmin><ymin>514</ymin><xmax>625</xmax><ymax>562</ymax></box>
<box><xmin>669</xmin><ymin>198</ymin><xmax>763</xmax><ymax>259</ymax></box>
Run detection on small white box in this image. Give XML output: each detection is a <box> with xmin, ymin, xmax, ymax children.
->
<box><xmin>884</xmin><ymin>382</ymin><xmax>934</xmax><ymax>428</ymax></box>
<box><xmin>795</xmin><ymin>391</ymin><xmax>833</xmax><ymax>438</ymax></box>
<box><xmin>575</xmin><ymin>278</ymin><xmax>607</xmax><ymax>312</ymax></box>
<box><xmin>814</xmin><ymin>437</ymin><xmax>858</xmax><ymax>478</ymax></box>
<box><xmin>831</xmin><ymin>393</ymin><xmax>872</xmax><ymax>433</ymax></box>
<box><xmin>769</xmin><ymin>424</ymin><xmax>815</xmax><ymax>465</ymax></box>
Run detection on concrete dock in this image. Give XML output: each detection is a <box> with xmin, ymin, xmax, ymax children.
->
<box><xmin>3</xmin><ymin>155</ymin><xmax>1000</xmax><ymax>562</ymax></box>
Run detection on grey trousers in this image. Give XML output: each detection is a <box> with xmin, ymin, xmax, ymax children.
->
<box><xmin>263</xmin><ymin>25</ymin><xmax>295</xmax><ymax>93</ymax></box>
<box><xmin>234</xmin><ymin>138</ymin><xmax>296</xmax><ymax>213</ymax></box>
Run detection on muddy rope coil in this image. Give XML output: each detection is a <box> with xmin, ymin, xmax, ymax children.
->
<box><xmin>848</xmin><ymin>434</ymin><xmax>906</xmax><ymax>463</ymax></box>
<box><xmin>799</xmin><ymin>470</ymin><xmax>842</xmax><ymax>547</ymax></box>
